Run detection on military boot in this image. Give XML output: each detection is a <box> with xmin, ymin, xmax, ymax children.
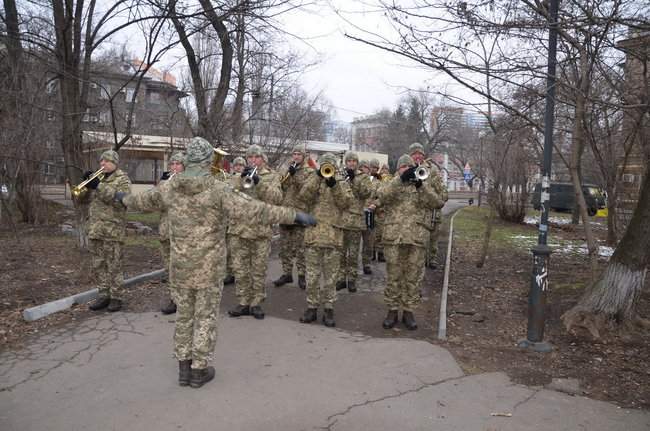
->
<box><xmin>251</xmin><ymin>305</ymin><xmax>265</xmax><ymax>320</ymax></box>
<box><xmin>402</xmin><ymin>311</ymin><xmax>418</xmax><ymax>330</ymax></box>
<box><xmin>228</xmin><ymin>304</ymin><xmax>250</xmax><ymax>317</ymax></box>
<box><xmin>347</xmin><ymin>280</ymin><xmax>357</xmax><ymax>293</ymax></box>
<box><xmin>223</xmin><ymin>275</ymin><xmax>235</xmax><ymax>285</ymax></box>
<box><xmin>335</xmin><ymin>280</ymin><xmax>347</xmax><ymax>291</ymax></box>
<box><xmin>298</xmin><ymin>275</ymin><xmax>306</xmax><ymax>290</ymax></box>
<box><xmin>299</xmin><ymin>308</ymin><xmax>317</xmax><ymax>324</ymax></box>
<box><xmin>88</xmin><ymin>296</ymin><xmax>110</xmax><ymax>311</ymax></box>
<box><xmin>107</xmin><ymin>298</ymin><xmax>122</xmax><ymax>312</ymax></box>
<box><xmin>363</xmin><ymin>265</ymin><xmax>372</xmax><ymax>275</ymax></box>
<box><xmin>322</xmin><ymin>308</ymin><xmax>336</xmax><ymax>327</ymax></box>
<box><xmin>190</xmin><ymin>366</ymin><xmax>215</xmax><ymax>388</ymax></box>
<box><xmin>178</xmin><ymin>360</ymin><xmax>192</xmax><ymax>386</ymax></box>
<box><xmin>160</xmin><ymin>297</ymin><xmax>176</xmax><ymax>315</ymax></box>
<box><xmin>273</xmin><ymin>273</ymin><xmax>293</xmax><ymax>287</ymax></box>
<box><xmin>377</xmin><ymin>251</ymin><xmax>385</xmax><ymax>262</ymax></box>
<box><xmin>382</xmin><ymin>310</ymin><xmax>398</xmax><ymax>329</ymax></box>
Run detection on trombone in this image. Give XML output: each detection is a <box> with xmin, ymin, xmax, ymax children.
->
<box><xmin>242</xmin><ymin>166</ymin><xmax>258</xmax><ymax>189</ymax></box>
<box><xmin>71</xmin><ymin>168</ymin><xmax>105</xmax><ymax>199</ymax></box>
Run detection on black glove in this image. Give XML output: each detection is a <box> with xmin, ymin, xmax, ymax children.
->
<box><xmin>414</xmin><ymin>179</ymin><xmax>423</xmax><ymax>188</ymax></box>
<box><xmin>346</xmin><ymin>168</ymin><xmax>355</xmax><ymax>181</ymax></box>
<box><xmin>241</xmin><ymin>166</ymin><xmax>253</xmax><ymax>177</ymax></box>
<box><xmin>82</xmin><ymin>170</ymin><xmax>93</xmax><ymax>180</ymax></box>
<box><xmin>325</xmin><ymin>176</ymin><xmax>336</xmax><ymax>188</ymax></box>
<box><xmin>400</xmin><ymin>166</ymin><xmax>416</xmax><ymax>183</ymax></box>
<box><xmin>294</xmin><ymin>211</ymin><xmax>317</xmax><ymax>226</ymax></box>
<box><xmin>87</xmin><ymin>175</ymin><xmax>100</xmax><ymax>189</ymax></box>
<box><xmin>160</xmin><ymin>171</ymin><xmax>171</xmax><ymax>181</ymax></box>
<box><xmin>288</xmin><ymin>164</ymin><xmax>297</xmax><ymax>176</ymax></box>
<box><xmin>114</xmin><ymin>191</ymin><xmax>127</xmax><ymax>205</ymax></box>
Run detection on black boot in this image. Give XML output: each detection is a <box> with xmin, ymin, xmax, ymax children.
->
<box><xmin>299</xmin><ymin>308</ymin><xmax>317</xmax><ymax>323</ymax></box>
<box><xmin>347</xmin><ymin>280</ymin><xmax>357</xmax><ymax>293</ymax></box>
<box><xmin>228</xmin><ymin>304</ymin><xmax>250</xmax><ymax>317</ymax></box>
<box><xmin>273</xmin><ymin>273</ymin><xmax>293</xmax><ymax>287</ymax></box>
<box><xmin>363</xmin><ymin>265</ymin><xmax>372</xmax><ymax>275</ymax></box>
<box><xmin>298</xmin><ymin>275</ymin><xmax>306</xmax><ymax>290</ymax></box>
<box><xmin>178</xmin><ymin>360</ymin><xmax>192</xmax><ymax>386</ymax></box>
<box><xmin>190</xmin><ymin>366</ymin><xmax>215</xmax><ymax>388</ymax></box>
<box><xmin>322</xmin><ymin>308</ymin><xmax>336</xmax><ymax>327</ymax></box>
<box><xmin>402</xmin><ymin>311</ymin><xmax>418</xmax><ymax>330</ymax></box>
<box><xmin>107</xmin><ymin>298</ymin><xmax>122</xmax><ymax>312</ymax></box>
<box><xmin>223</xmin><ymin>275</ymin><xmax>235</xmax><ymax>285</ymax></box>
<box><xmin>382</xmin><ymin>310</ymin><xmax>398</xmax><ymax>329</ymax></box>
<box><xmin>377</xmin><ymin>251</ymin><xmax>385</xmax><ymax>262</ymax></box>
<box><xmin>250</xmin><ymin>305</ymin><xmax>265</xmax><ymax>320</ymax></box>
<box><xmin>160</xmin><ymin>297</ymin><xmax>176</xmax><ymax>315</ymax></box>
<box><xmin>335</xmin><ymin>280</ymin><xmax>347</xmax><ymax>291</ymax></box>
<box><xmin>88</xmin><ymin>296</ymin><xmax>110</xmax><ymax>311</ymax></box>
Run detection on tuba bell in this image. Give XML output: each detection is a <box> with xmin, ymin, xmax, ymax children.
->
<box><xmin>71</xmin><ymin>167</ymin><xmax>105</xmax><ymax>200</ymax></box>
<box><xmin>211</xmin><ymin>147</ymin><xmax>230</xmax><ymax>177</ymax></box>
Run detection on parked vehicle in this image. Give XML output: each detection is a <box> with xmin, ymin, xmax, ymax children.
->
<box><xmin>531</xmin><ymin>182</ymin><xmax>606</xmax><ymax>216</ymax></box>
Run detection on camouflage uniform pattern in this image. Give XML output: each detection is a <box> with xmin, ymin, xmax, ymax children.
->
<box><xmin>427</xmin><ymin>167</ymin><xmax>449</xmax><ymax>264</ymax></box>
<box><xmin>338</xmin><ymin>169</ymin><xmax>373</xmax><ymax>282</ymax></box>
<box><xmin>298</xmin><ymin>161</ymin><xmax>353</xmax><ymax>309</ymax></box>
<box><xmin>361</xmin><ymin>176</ymin><xmax>379</xmax><ymax>267</ymax></box>
<box><xmin>373</xmin><ymin>173</ymin><xmax>392</xmax><ymax>255</ymax></box>
<box><xmin>123</xmin><ymin>140</ymin><xmax>296</xmax><ymax>369</ymax></box>
<box><xmin>375</xmin><ymin>172</ymin><xmax>444</xmax><ymax>311</ymax></box>
<box><xmin>279</xmin><ymin>162</ymin><xmax>312</xmax><ymax>277</ymax></box>
<box><xmin>228</xmin><ymin>166</ymin><xmax>282</xmax><ymax>306</ymax></box>
<box><xmin>83</xmin><ymin>168</ymin><xmax>131</xmax><ymax>300</ymax></box>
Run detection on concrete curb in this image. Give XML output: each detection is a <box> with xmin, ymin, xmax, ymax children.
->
<box><xmin>438</xmin><ymin>208</ymin><xmax>463</xmax><ymax>340</ymax></box>
<box><xmin>22</xmin><ymin>269</ymin><xmax>166</xmax><ymax>322</ymax></box>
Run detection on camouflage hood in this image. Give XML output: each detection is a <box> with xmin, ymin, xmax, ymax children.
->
<box><xmin>171</xmin><ymin>173</ymin><xmax>212</xmax><ymax>196</ymax></box>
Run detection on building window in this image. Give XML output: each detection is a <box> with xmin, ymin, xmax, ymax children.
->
<box><xmin>622</xmin><ymin>173</ymin><xmax>636</xmax><ymax>183</ymax></box>
<box><xmin>149</xmin><ymin>91</ymin><xmax>161</xmax><ymax>104</ymax></box>
<box><xmin>125</xmin><ymin>88</ymin><xmax>136</xmax><ymax>103</ymax></box>
<box><xmin>99</xmin><ymin>111</ymin><xmax>111</xmax><ymax>125</ymax></box>
<box><xmin>82</xmin><ymin>108</ymin><xmax>99</xmax><ymax>123</ymax></box>
<box><xmin>99</xmin><ymin>84</ymin><xmax>111</xmax><ymax>100</ymax></box>
<box><xmin>46</xmin><ymin>79</ymin><xmax>58</xmax><ymax>94</ymax></box>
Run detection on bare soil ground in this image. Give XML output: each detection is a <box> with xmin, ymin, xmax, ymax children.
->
<box><xmin>1</xmin><ymin>204</ymin><xmax>648</xmax><ymax>410</ymax></box>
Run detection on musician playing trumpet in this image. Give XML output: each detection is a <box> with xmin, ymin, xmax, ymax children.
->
<box><xmin>76</xmin><ymin>150</ymin><xmax>132</xmax><ymax>312</ymax></box>
<box><xmin>227</xmin><ymin>145</ymin><xmax>282</xmax><ymax>320</ymax></box>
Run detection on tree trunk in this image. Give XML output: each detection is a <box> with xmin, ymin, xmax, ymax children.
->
<box><xmin>562</xmin><ymin>164</ymin><xmax>650</xmax><ymax>339</ymax></box>
<box><xmin>476</xmin><ymin>196</ymin><xmax>495</xmax><ymax>268</ymax></box>
<box><xmin>605</xmin><ymin>184</ymin><xmax>618</xmax><ymax>246</ymax></box>
<box><xmin>231</xmin><ymin>13</ymin><xmax>246</xmax><ymax>144</ymax></box>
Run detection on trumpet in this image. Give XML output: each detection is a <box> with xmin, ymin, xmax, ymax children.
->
<box><xmin>280</xmin><ymin>161</ymin><xmax>298</xmax><ymax>184</ymax></box>
<box><xmin>319</xmin><ymin>163</ymin><xmax>337</xmax><ymax>178</ymax></box>
<box><xmin>414</xmin><ymin>165</ymin><xmax>429</xmax><ymax>181</ymax></box>
<box><xmin>71</xmin><ymin>168</ymin><xmax>105</xmax><ymax>199</ymax></box>
<box><xmin>242</xmin><ymin>166</ymin><xmax>258</xmax><ymax>189</ymax></box>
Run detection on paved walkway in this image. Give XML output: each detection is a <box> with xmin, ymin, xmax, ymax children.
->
<box><xmin>1</xmin><ymin>313</ymin><xmax>648</xmax><ymax>431</ymax></box>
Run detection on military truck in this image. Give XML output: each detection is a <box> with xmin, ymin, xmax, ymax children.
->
<box><xmin>531</xmin><ymin>182</ymin><xmax>606</xmax><ymax>216</ymax></box>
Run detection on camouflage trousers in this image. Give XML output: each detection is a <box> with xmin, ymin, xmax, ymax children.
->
<box><xmin>231</xmin><ymin>237</ymin><xmax>271</xmax><ymax>306</ymax></box>
<box><xmin>427</xmin><ymin>222</ymin><xmax>441</xmax><ymax>264</ymax></box>
<box><xmin>361</xmin><ymin>228</ymin><xmax>375</xmax><ymax>267</ymax></box>
<box><xmin>174</xmin><ymin>283</ymin><xmax>221</xmax><ymax>370</ymax></box>
<box><xmin>338</xmin><ymin>230</ymin><xmax>361</xmax><ymax>282</ymax></box>
<box><xmin>383</xmin><ymin>244</ymin><xmax>426</xmax><ymax>312</ymax></box>
<box><xmin>225</xmin><ymin>234</ymin><xmax>234</xmax><ymax>277</ymax></box>
<box><xmin>279</xmin><ymin>225</ymin><xmax>305</xmax><ymax>277</ymax></box>
<box><xmin>90</xmin><ymin>239</ymin><xmax>123</xmax><ymax>300</ymax></box>
<box><xmin>305</xmin><ymin>246</ymin><xmax>340</xmax><ymax>309</ymax></box>
<box><xmin>159</xmin><ymin>239</ymin><xmax>176</xmax><ymax>301</ymax></box>
<box><xmin>374</xmin><ymin>216</ymin><xmax>384</xmax><ymax>254</ymax></box>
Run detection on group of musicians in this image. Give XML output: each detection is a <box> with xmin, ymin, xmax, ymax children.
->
<box><xmin>75</xmin><ymin>138</ymin><xmax>447</xmax><ymax>388</ymax></box>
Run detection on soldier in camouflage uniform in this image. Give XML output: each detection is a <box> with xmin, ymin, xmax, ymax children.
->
<box><xmin>336</xmin><ymin>151</ymin><xmax>373</xmax><ymax>292</ymax></box>
<box><xmin>274</xmin><ymin>144</ymin><xmax>312</xmax><ymax>290</ymax></box>
<box><xmin>359</xmin><ymin>160</ymin><xmax>375</xmax><ymax>274</ymax></box>
<box><xmin>223</xmin><ymin>156</ymin><xmax>246</xmax><ymax>286</ymax></box>
<box><xmin>117</xmin><ymin>137</ymin><xmax>315</xmax><ymax>388</ymax></box>
<box><xmin>80</xmin><ymin>150</ymin><xmax>132</xmax><ymax>313</ymax></box>
<box><xmin>159</xmin><ymin>152</ymin><xmax>186</xmax><ymax>314</ymax></box>
<box><xmin>227</xmin><ymin>145</ymin><xmax>283</xmax><ymax>320</ymax></box>
<box><xmin>369</xmin><ymin>158</ymin><xmax>387</xmax><ymax>262</ymax></box>
<box><xmin>297</xmin><ymin>153</ymin><xmax>354</xmax><ymax>327</ymax></box>
<box><xmin>409</xmin><ymin>142</ymin><xmax>449</xmax><ymax>268</ymax></box>
<box><xmin>375</xmin><ymin>154</ymin><xmax>444</xmax><ymax>331</ymax></box>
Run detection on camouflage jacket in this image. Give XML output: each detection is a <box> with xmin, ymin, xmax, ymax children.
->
<box><xmin>280</xmin><ymin>163</ymin><xmax>312</xmax><ymax>211</ymax></box>
<box><xmin>421</xmin><ymin>160</ymin><xmax>449</xmax><ymax>224</ymax></box>
<box><xmin>340</xmin><ymin>171</ymin><xmax>373</xmax><ymax>231</ymax></box>
<box><xmin>298</xmin><ymin>172</ymin><xmax>354</xmax><ymax>248</ymax></box>
<box><xmin>375</xmin><ymin>175</ymin><xmax>444</xmax><ymax>247</ymax></box>
<box><xmin>123</xmin><ymin>173</ymin><xmax>295</xmax><ymax>290</ymax></box>
<box><xmin>84</xmin><ymin>169</ymin><xmax>131</xmax><ymax>241</ymax></box>
<box><xmin>227</xmin><ymin>166</ymin><xmax>282</xmax><ymax>239</ymax></box>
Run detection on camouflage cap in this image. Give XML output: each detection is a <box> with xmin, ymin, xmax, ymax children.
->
<box><xmin>369</xmin><ymin>158</ymin><xmax>380</xmax><ymax>168</ymax></box>
<box><xmin>292</xmin><ymin>143</ymin><xmax>306</xmax><ymax>155</ymax></box>
<box><xmin>169</xmin><ymin>152</ymin><xmax>185</xmax><ymax>165</ymax></box>
<box><xmin>397</xmin><ymin>154</ymin><xmax>414</xmax><ymax>167</ymax></box>
<box><xmin>408</xmin><ymin>142</ymin><xmax>425</xmax><ymax>155</ymax></box>
<box><xmin>344</xmin><ymin>151</ymin><xmax>359</xmax><ymax>163</ymax></box>
<box><xmin>246</xmin><ymin>144</ymin><xmax>265</xmax><ymax>158</ymax></box>
<box><xmin>232</xmin><ymin>156</ymin><xmax>246</xmax><ymax>166</ymax></box>
<box><xmin>100</xmin><ymin>150</ymin><xmax>119</xmax><ymax>165</ymax></box>
<box><xmin>318</xmin><ymin>152</ymin><xmax>338</xmax><ymax>167</ymax></box>
<box><xmin>186</xmin><ymin>137</ymin><xmax>214</xmax><ymax>163</ymax></box>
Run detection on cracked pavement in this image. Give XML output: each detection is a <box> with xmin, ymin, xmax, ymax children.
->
<box><xmin>1</xmin><ymin>313</ymin><xmax>649</xmax><ymax>431</ymax></box>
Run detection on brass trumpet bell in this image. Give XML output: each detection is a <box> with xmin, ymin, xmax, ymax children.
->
<box><xmin>320</xmin><ymin>163</ymin><xmax>336</xmax><ymax>179</ymax></box>
<box><xmin>71</xmin><ymin>168</ymin><xmax>105</xmax><ymax>199</ymax></box>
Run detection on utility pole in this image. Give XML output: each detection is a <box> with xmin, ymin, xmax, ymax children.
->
<box><xmin>518</xmin><ymin>0</ymin><xmax>560</xmax><ymax>353</ymax></box>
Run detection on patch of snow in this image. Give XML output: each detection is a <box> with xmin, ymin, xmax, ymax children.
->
<box><xmin>524</xmin><ymin>215</ymin><xmax>572</xmax><ymax>226</ymax></box>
